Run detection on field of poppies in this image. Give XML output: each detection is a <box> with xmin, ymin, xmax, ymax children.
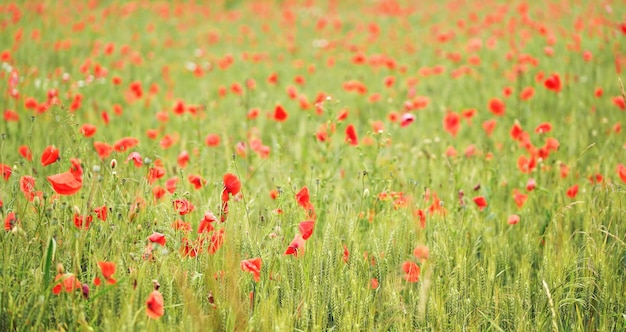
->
<box><xmin>1</xmin><ymin>0</ymin><xmax>626</xmax><ymax>330</ymax></box>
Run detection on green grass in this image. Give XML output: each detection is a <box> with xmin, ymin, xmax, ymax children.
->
<box><xmin>1</xmin><ymin>0</ymin><xmax>626</xmax><ymax>330</ymax></box>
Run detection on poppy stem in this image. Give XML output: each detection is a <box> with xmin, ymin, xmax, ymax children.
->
<box><xmin>250</xmin><ymin>282</ymin><xmax>256</xmax><ymax>314</ymax></box>
<box><xmin>232</xmin><ymin>161</ymin><xmax>252</xmax><ymax>227</ymax></box>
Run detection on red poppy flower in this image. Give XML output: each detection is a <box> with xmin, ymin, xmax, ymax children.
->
<box><xmin>4</xmin><ymin>110</ymin><xmax>19</xmax><ymax>122</ymax></box>
<box><xmin>517</xmin><ymin>155</ymin><xmax>536</xmax><ymax>174</ymax></box>
<box><xmin>1</xmin><ymin>164</ymin><xmax>12</xmax><ymax>181</ymax></box>
<box><xmin>284</xmin><ymin>234</ymin><xmax>305</xmax><ymax>257</ymax></box>
<box><xmin>52</xmin><ymin>273</ymin><xmax>81</xmax><ymax>295</ymax></box>
<box><xmin>93</xmin><ymin>141</ymin><xmax>114</xmax><ymax>160</ymax></box>
<box><xmin>520</xmin><ymin>86</ymin><xmax>535</xmax><ymax>101</ymax></box>
<box><xmin>508</xmin><ymin>214</ymin><xmax>520</xmax><ymax>225</ymax></box>
<box><xmin>594</xmin><ymin>88</ymin><xmax>603</xmax><ymax>98</ymax></box>
<box><xmin>544</xmin><ymin>74</ymin><xmax>562</xmax><ymax>93</ymax></box>
<box><xmin>488</xmin><ymin>98</ymin><xmax>505</xmax><ymax>116</ymax></box>
<box><xmin>444</xmin><ymin>112</ymin><xmax>461</xmax><ymax>136</ymax></box>
<box><xmin>148</xmin><ymin>232</ymin><xmax>166</xmax><ymax>246</ymax></box>
<box><xmin>147</xmin><ymin>167</ymin><xmax>166</xmax><ymax>185</ymax></box>
<box><xmin>342</xmin><ymin>244</ymin><xmax>349</xmax><ymax>264</ymax></box>
<box><xmin>198</xmin><ymin>211</ymin><xmax>217</xmax><ymax>233</ymax></box>
<box><xmin>345</xmin><ymin>124</ymin><xmax>358</xmax><ymax>146</ymax></box>
<box><xmin>535</xmin><ymin>122</ymin><xmax>552</xmax><ymax>134</ymax></box>
<box><xmin>165</xmin><ymin>177</ymin><xmax>178</xmax><ymax>193</ymax></box>
<box><xmin>298</xmin><ymin>220</ymin><xmax>315</xmax><ymax>240</ymax></box>
<box><xmin>125</xmin><ymin>152</ymin><xmax>143</xmax><ymax>167</ymax></box>
<box><xmin>401</xmin><ymin>113</ymin><xmax>415</xmax><ymax>127</ymax></box>
<box><xmin>80</xmin><ymin>124</ymin><xmax>97</xmax><ymax>138</ymax></box>
<box><xmin>171</xmin><ymin>219</ymin><xmax>192</xmax><ymax>231</ymax></box>
<box><xmin>208</xmin><ymin>228</ymin><xmax>225</xmax><ymax>254</ymax></box>
<box><xmin>146</xmin><ymin>290</ymin><xmax>164</xmax><ymax>319</ymax></box>
<box><xmin>473</xmin><ymin>196</ymin><xmax>487</xmax><ymax>211</ymax></box>
<box><xmin>267</xmin><ymin>72</ymin><xmax>278</xmax><ymax>84</ymax></box>
<box><xmin>114</xmin><ymin>137</ymin><xmax>139</xmax><ymax>152</ymax></box>
<box><xmin>413</xmin><ymin>245</ymin><xmax>430</xmax><ymax>261</ymax></box>
<box><xmin>614</xmin><ymin>96</ymin><xmax>626</xmax><ymax>110</ymax></box>
<box><xmin>544</xmin><ymin>137</ymin><xmax>560</xmax><ymax>152</ymax></box>
<box><xmin>47</xmin><ymin>158</ymin><xmax>83</xmax><ymax>196</ymax></box>
<box><xmin>153</xmin><ymin>186</ymin><xmax>166</xmax><ymax>200</ymax></box>
<box><xmin>20</xmin><ymin>176</ymin><xmax>38</xmax><ymax>201</ymax></box>
<box><xmin>188</xmin><ymin>174</ymin><xmax>205</xmax><ymax>190</ymax></box>
<box><xmin>332</xmin><ymin>109</ymin><xmax>347</xmax><ymax>123</ymax></box>
<box><xmin>4</xmin><ymin>212</ymin><xmax>17</xmax><ymax>231</ymax></box>
<box><xmin>445</xmin><ymin>149</ymin><xmax>461</xmax><ymax>163</ymax></box>
<box><xmin>617</xmin><ymin>164</ymin><xmax>626</xmax><ymax>183</ymax></box>
<box><xmin>247</xmin><ymin>108</ymin><xmax>259</xmax><ymax>119</ymax></box>
<box><xmin>526</xmin><ymin>178</ymin><xmax>537</xmax><ymax>191</ymax></box>
<box><xmin>269</xmin><ymin>189</ymin><xmax>279</xmax><ymax>200</ymax></box>
<box><xmin>73</xmin><ymin>213</ymin><xmax>93</xmax><ymax>229</ymax></box>
<box><xmin>241</xmin><ymin>257</ymin><xmax>262</xmax><ymax>282</ymax></box>
<box><xmin>513</xmin><ymin>189</ymin><xmax>528</xmax><ymax>209</ymax></box>
<box><xmin>40</xmin><ymin>146</ymin><xmax>60</xmax><ymax>166</ymax></box>
<box><xmin>371</xmin><ymin>278</ymin><xmax>379</xmax><ymax>289</ymax></box>
<box><xmin>222</xmin><ymin>173</ymin><xmax>241</xmax><ymax>202</ymax></box>
<box><xmin>566</xmin><ymin>184</ymin><xmax>578</xmax><ymax>199</ymax></box>
<box><xmin>94</xmin><ymin>261</ymin><xmax>116</xmax><ymax>286</ymax></box>
<box><xmin>19</xmin><ymin>145</ymin><xmax>32</xmax><ymax>161</ymax></box>
<box><xmin>482</xmin><ymin>119</ymin><xmax>497</xmax><ymax>136</ymax></box>
<box><xmin>94</xmin><ymin>205</ymin><xmax>107</xmax><ymax>221</ymax></box>
<box><xmin>402</xmin><ymin>261</ymin><xmax>420</xmax><ymax>282</ymax></box>
<box><xmin>177</xmin><ymin>151</ymin><xmax>189</xmax><ymax>168</ymax></box>
<box><xmin>181</xmin><ymin>237</ymin><xmax>200</xmax><ymax>257</ymax></box>
<box><xmin>560</xmin><ymin>164</ymin><xmax>569</xmax><ymax>179</ymax></box>
<box><xmin>295</xmin><ymin>186</ymin><xmax>310</xmax><ymax>208</ymax></box>
<box><xmin>273</xmin><ymin>104</ymin><xmax>288</xmax><ymax>122</ymax></box>
<box><xmin>510</xmin><ymin>123</ymin><xmax>525</xmax><ymax>142</ymax></box>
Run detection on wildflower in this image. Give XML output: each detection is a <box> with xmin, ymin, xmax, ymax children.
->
<box><xmin>52</xmin><ymin>264</ymin><xmax>81</xmax><ymax>295</ymax></box>
<box><xmin>148</xmin><ymin>232</ymin><xmax>166</xmax><ymax>246</ymax></box>
<box><xmin>47</xmin><ymin>158</ymin><xmax>83</xmax><ymax>196</ymax></box>
<box><xmin>566</xmin><ymin>184</ymin><xmax>578</xmax><ymax>199</ymax></box>
<box><xmin>222</xmin><ymin>173</ymin><xmax>241</xmax><ymax>202</ymax></box>
<box><xmin>172</xmin><ymin>199</ymin><xmax>195</xmax><ymax>216</ymax></box>
<box><xmin>273</xmin><ymin>104</ymin><xmax>288</xmax><ymax>122</ymax></box>
<box><xmin>488</xmin><ymin>98</ymin><xmax>505</xmax><ymax>116</ymax></box>
<box><xmin>94</xmin><ymin>261</ymin><xmax>117</xmax><ymax>286</ymax></box>
<box><xmin>284</xmin><ymin>234</ymin><xmax>305</xmax><ymax>257</ymax></box>
<box><xmin>4</xmin><ymin>212</ymin><xmax>17</xmax><ymax>231</ymax></box>
<box><xmin>80</xmin><ymin>124</ymin><xmax>97</xmax><ymax>137</ymax></box>
<box><xmin>508</xmin><ymin>214</ymin><xmax>520</xmax><ymax>225</ymax></box>
<box><xmin>241</xmin><ymin>258</ymin><xmax>262</xmax><ymax>282</ymax></box>
<box><xmin>371</xmin><ymin>278</ymin><xmax>379</xmax><ymax>289</ymax></box>
<box><xmin>298</xmin><ymin>220</ymin><xmax>315</xmax><ymax>240</ymax></box>
<box><xmin>146</xmin><ymin>281</ymin><xmax>164</xmax><ymax>319</ymax></box>
<box><xmin>94</xmin><ymin>205</ymin><xmax>108</xmax><ymax>221</ymax></box>
<box><xmin>345</xmin><ymin>124</ymin><xmax>358</xmax><ymax>146</ymax></box>
<box><xmin>19</xmin><ymin>145</ymin><xmax>32</xmax><ymax>161</ymax></box>
<box><xmin>473</xmin><ymin>196</ymin><xmax>487</xmax><ymax>211</ymax></box>
<box><xmin>208</xmin><ymin>228</ymin><xmax>225</xmax><ymax>254</ymax></box>
<box><xmin>198</xmin><ymin>211</ymin><xmax>217</xmax><ymax>234</ymax></box>
<box><xmin>413</xmin><ymin>245</ymin><xmax>429</xmax><ymax>261</ymax></box>
<box><xmin>40</xmin><ymin>146</ymin><xmax>59</xmax><ymax>166</ymax></box>
<box><xmin>402</xmin><ymin>261</ymin><xmax>420</xmax><ymax>282</ymax></box>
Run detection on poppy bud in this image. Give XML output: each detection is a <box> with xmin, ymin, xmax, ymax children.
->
<box><xmin>110</xmin><ymin>159</ymin><xmax>117</xmax><ymax>169</ymax></box>
<box><xmin>81</xmin><ymin>283</ymin><xmax>90</xmax><ymax>299</ymax></box>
